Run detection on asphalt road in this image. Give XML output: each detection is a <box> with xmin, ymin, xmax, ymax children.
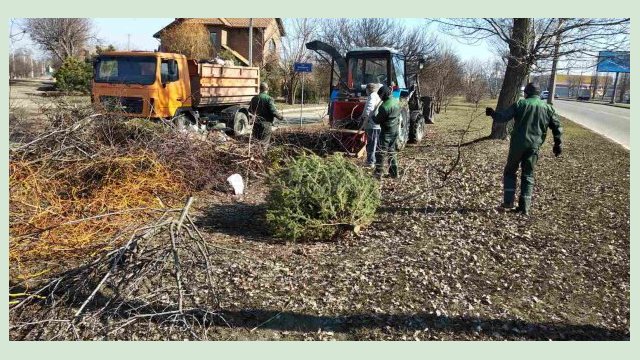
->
<box><xmin>553</xmin><ymin>100</ymin><xmax>630</xmax><ymax>149</ymax></box>
<box><xmin>278</xmin><ymin>106</ymin><xmax>328</xmax><ymax>127</ymax></box>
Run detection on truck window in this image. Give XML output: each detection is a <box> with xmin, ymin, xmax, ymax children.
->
<box><xmin>94</xmin><ymin>56</ymin><xmax>156</xmax><ymax>85</ymax></box>
<box><xmin>161</xmin><ymin>59</ymin><xmax>179</xmax><ymax>83</ymax></box>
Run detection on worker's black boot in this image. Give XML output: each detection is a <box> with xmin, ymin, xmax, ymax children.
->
<box><xmin>502</xmin><ymin>201</ymin><xmax>515</xmax><ymax>209</ymax></box>
<box><xmin>516</xmin><ymin>197</ymin><xmax>531</xmax><ymax>216</ymax></box>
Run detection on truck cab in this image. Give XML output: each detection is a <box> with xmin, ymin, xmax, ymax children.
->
<box><xmin>92</xmin><ymin>52</ymin><xmax>193</xmax><ymax>119</ymax></box>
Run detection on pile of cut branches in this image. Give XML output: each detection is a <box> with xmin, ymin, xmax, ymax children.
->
<box><xmin>9</xmin><ymin>102</ymin><xmax>266</xmax><ymax>281</ymax></box>
<box><xmin>10</xmin><ymin>198</ymin><xmax>227</xmax><ymax>340</ymax></box>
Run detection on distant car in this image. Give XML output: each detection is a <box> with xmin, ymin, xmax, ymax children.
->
<box><xmin>540</xmin><ymin>90</ymin><xmax>549</xmax><ymax>100</ymax></box>
<box><xmin>577</xmin><ymin>89</ymin><xmax>591</xmax><ymax>101</ymax></box>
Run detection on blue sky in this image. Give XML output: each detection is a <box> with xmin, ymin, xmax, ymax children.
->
<box><xmin>10</xmin><ymin>18</ymin><xmax>495</xmax><ymax>62</ymax></box>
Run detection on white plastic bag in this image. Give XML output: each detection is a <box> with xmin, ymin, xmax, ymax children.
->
<box><xmin>226</xmin><ymin>173</ymin><xmax>244</xmax><ymax>195</ymax></box>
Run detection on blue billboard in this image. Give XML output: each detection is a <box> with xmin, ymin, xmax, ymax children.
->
<box><xmin>596</xmin><ymin>51</ymin><xmax>630</xmax><ymax>73</ymax></box>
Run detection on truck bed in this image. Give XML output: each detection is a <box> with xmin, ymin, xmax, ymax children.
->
<box><xmin>191</xmin><ymin>63</ymin><xmax>260</xmax><ymax>107</ymax></box>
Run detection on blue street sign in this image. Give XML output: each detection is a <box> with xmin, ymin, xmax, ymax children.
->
<box><xmin>294</xmin><ymin>62</ymin><xmax>312</xmax><ymax>73</ymax></box>
<box><xmin>597</xmin><ymin>51</ymin><xmax>630</xmax><ymax>73</ymax></box>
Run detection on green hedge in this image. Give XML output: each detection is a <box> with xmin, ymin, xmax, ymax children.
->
<box><xmin>266</xmin><ymin>154</ymin><xmax>380</xmax><ymax>241</ymax></box>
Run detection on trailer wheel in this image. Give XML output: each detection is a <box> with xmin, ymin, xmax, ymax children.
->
<box><xmin>232</xmin><ymin>111</ymin><xmax>249</xmax><ymax>136</ymax></box>
<box><xmin>409</xmin><ymin>110</ymin><xmax>426</xmax><ymax>143</ymax></box>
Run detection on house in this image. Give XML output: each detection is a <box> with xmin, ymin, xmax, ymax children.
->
<box><xmin>153</xmin><ymin>18</ymin><xmax>285</xmax><ymax>67</ymax></box>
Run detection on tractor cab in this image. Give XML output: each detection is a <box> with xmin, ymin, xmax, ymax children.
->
<box><xmin>328</xmin><ymin>48</ymin><xmax>409</xmax><ymax>130</ymax></box>
<box><xmin>344</xmin><ymin>47</ymin><xmax>406</xmax><ymax>98</ymax></box>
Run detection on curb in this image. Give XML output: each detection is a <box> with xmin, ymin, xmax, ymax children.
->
<box><xmin>555</xmin><ymin>98</ymin><xmax>630</xmax><ymax>109</ymax></box>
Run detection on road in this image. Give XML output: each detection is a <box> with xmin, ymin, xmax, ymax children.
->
<box><xmin>553</xmin><ymin>100</ymin><xmax>630</xmax><ymax>149</ymax></box>
<box><xmin>277</xmin><ymin>106</ymin><xmax>328</xmax><ymax>127</ymax></box>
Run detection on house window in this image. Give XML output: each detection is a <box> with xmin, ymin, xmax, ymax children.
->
<box><xmin>268</xmin><ymin>39</ymin><xmax>276</xmax><ymax>53</ymax></box>
<box><xmin>210</xmin><ymin>32</ymin><xmax>218</xmax><ymax>49</ymax></box>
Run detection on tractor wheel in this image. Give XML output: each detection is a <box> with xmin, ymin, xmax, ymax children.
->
<box><xmin>396</xmin><ymin>106</ymin><xmax>410</xmax><ymax>151</ymax></box>
<box><xmin>232</xmin><ymin>111</ymin><xmax>250</xmax><ymax>136</ymax></box>
<box><xmin>409</xmin><ymin>110</ymin><xmax>426</xmax><ymax>143</ymax></box>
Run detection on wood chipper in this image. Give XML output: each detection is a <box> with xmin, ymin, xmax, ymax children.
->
<box><xmin>305</xmin><ymin>40</ymin><xmax>435</xmax><ymax>155</ymax></box>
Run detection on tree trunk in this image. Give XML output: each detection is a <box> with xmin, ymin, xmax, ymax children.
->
<box><xmin>610</xmin><ymin>72</ymin><xmax>620</xmax><ymax>104</ymax></box>
<box><xmin>491</xmin><ymin>18</ymin><xmax>532</xmax><ymax>140</ymax></box>
<box><xmin>548</xmin><ymin>19</ymin><xmax>563</xmax><ymax>105</ymax></box>
<box><xmin>618</xmin><ymin>73</ymin><xmax>629</xmax><ymax>103</ymax></box>
<box><xmin>601</xmin><ymin>74</ymin><xmax>610</xmax><ymax>100</ymax></box>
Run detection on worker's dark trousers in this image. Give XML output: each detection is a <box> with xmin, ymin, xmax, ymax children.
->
<box><xmin>252</xmin><ymin>121</ymin><xmax>273</xmax><ymax>150</ymax></box>
<box><xmin>503</xmin><ymin>147</ymin><xmax>539</xmax><ymax>210</ymax></box>
<box><xmin>376</xmin><ymin>130</ymin><xmax>399</xmax><ymax>177</ymax></box>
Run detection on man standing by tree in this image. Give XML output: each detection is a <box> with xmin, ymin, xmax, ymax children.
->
<box><xmin>249</xmin><ymin>82</ymin><xmax>284</xmax><ymax>150</ymax></box>
<box><xmin>374</xmin><ymin>85</ymin><xmax>401</xmax><ymax>179</ymax></box>
<box><xmin>485</xmin><ymin>83</ymin><xmax>563</xmax><ymax>216</ymax></box>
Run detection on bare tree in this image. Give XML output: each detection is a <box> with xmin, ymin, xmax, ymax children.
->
<box><xmin>158</xmin><ymin>22</ymin><xmax>214</xmax><ymax>60</ymax></box>
<box><xmin>616</xmin><ymin>72</ymin><xmax>630</xmax><ymax>103</ymax></box>
<box><xmin>487</xmin><ymin>58</ymin><xmax>505</xmax><ymax>99</ymax></box>
<box><xmin>317</xmin><ymin>18</ymin><xmax>437</xmax><ymax>66</ymax></box>
<box><xmin>433</xmin><ymin>18</ymin><xmax>630</xmax><ymax>139</ymax></box>
<box><xmin>463</xmin><ymin>60</ymin><xmax>490</xmax><ymax>105</ymax></box>
<box><xmin>280</xmin><ymin>18</ymin><xmax>319</xmax><ymax>104</ymax></box>
<box><xmin>9</xmin><ymin>48</ymin><xmax>47</xmax><ymax>78</ymax></box>
<box><xmin>420</xmin><ymin>46</ymin><xmax>464</xmax><ymax>113</ymax></box>
<box><xmin>22</xmin><ymin>18</ymin><xmax>94</xmax><ymax>64</ymax></box>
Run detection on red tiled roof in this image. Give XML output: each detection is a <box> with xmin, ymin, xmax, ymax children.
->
<box><xmin>154</xmin><ymin>18</ymin><xmax>285</xmax><ymax>38</ymax></box>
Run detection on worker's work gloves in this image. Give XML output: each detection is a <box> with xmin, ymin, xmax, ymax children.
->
<box><xmin>485</xmin><ymin>107</ymin><xmax>495</xmax><ymax>117</ymax></box>
<box><xmin>553</xmin><ymin>143</ymin><xmax>562</xmax><ymax>157</ymax></box>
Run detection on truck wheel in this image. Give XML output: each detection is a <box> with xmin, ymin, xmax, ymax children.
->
<box><xmin>409</xmin><ymin>111</ymin><xmax>426</xmax><ymax>143</ymax></box>
<box><xmin>232</xmin><ymin>111</ymin><xmax>249</xmax><ymax>136</ymax></box>
<box><xmin>396</xmin><ymin>107</ymin><xmax>410</xmax><ymax>151</ymax></box>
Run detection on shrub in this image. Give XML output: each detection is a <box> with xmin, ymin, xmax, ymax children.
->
<box><xmin>53</xmin><ymin>57</ymin><xmax>93</xmax><ymax>93</ymax></box>
<box><xmin>218</xmin><ymin>49</ymin><xmax>240</xmax><ymax>65</ymax></box>
<box><xmin>159</xmin><ymin>22</ymin><xmax>214</xmax><ymax>60</ymax></box>
<box><xmin>266</xmin><ymin>154</ymin><xmax>380</xmax><ymax>241</ymax></box>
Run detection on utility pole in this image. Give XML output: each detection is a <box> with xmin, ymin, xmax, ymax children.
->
<box><xmin>248</xmin><ymin>18</ymin><xmax>253</xmax><ymax>67</ymax></box>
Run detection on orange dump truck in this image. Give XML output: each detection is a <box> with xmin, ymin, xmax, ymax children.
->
<box><xmin>91</xmin><ymin>51</ymin><xmax>260</xmax><ymax>134</ymax></box>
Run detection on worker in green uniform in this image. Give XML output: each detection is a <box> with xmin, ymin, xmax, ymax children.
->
<box><xmin>485</xmin><ymin>82</ymin><xmax>563</xmax><ymax>216</ymax></box>
<box><xmin>249</xmin><ymin>82</ymin><xmax>284</xmax><ymax>149</ymax></box>
<box><xmin>374</xmin><ymin>85</ymin><xmax>401</xmax><ymax>178</ymax></box>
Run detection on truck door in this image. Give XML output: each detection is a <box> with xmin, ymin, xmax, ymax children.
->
<box><xmin>160</xmin><ymin>58</ymin><xmax>185</xmax><ymax>117</ymax></box>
